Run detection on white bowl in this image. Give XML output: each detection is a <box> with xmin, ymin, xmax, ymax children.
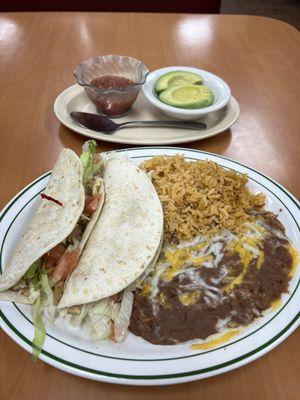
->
<box><xmin>142</xmin><ymin>66</ymin><xmax>231</xmax><ymax>120</ymax></box>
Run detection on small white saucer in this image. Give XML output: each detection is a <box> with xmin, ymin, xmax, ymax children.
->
<box><xmin>54</xmin><ymin>84</ymin><xmax>240</xmax><ymax>145</ymax></box>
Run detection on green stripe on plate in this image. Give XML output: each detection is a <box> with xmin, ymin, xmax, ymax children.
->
<box><xmin>0</xmin><ymin>308</ymin><xmax>299</xmax><ymax>379</ymax></box>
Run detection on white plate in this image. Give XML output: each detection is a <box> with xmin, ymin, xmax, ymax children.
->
<box><xmin>0</xmin><ymin>147</ymin><xmax>299</xmax><ymax>386</ymax></box>
<box><xmin>54</xmin><ymin>85</ymin><xmax>239</xmax><ymax>145</ymax></box>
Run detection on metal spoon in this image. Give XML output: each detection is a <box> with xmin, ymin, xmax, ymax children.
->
<box><xmin>70</xmin><ymin>112</ymin><xmax>207</xmax><ymax>134</ymax></box>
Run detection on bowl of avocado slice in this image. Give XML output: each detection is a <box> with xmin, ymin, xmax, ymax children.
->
<box><xmin>142</xmin><ymin>66</ymin><xmax>231</xmax><ymax>120</ymax></box>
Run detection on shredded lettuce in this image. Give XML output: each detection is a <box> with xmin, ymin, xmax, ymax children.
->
<box><xmin>80</xmin><ymin>140</ymin><xmax>102</xmax><ymax>186</ymax></box>
<box><xmin>82</xmin><ymin>299</ymin><xmax>120</xmax><ymax>341</ymax></box>
<box><xmin>59</xmin><ymin>304</ymin><xmax>92</xmax><ymax>327</ymax></box>
<box><xmin>24</xmin><ymin>259</ymin><xmax>43</xmax><ymax>282</ymax></box>
<box><xmin>113</xmin><ymin>292</ymin><xmax>134</xmax><ymax>342</ymax></box>
<box><xmin>41</xmin><ymin>273</ymin><xmax>56</xmax><ymax>321</ymax></box>
<box><xmin>92</xmin><ymin>176</ymin><xmax>103</xmax><ymax>196</ymax></box>
<box><xmin>89</xmin><ymin>315</ymin><xmax>112</xmax><ymax>342</ymax></box>
<box><xmin>62</xmin><ymin>294</ymin><xmax>133</xmax><ymax>343</ymax></box>
<box><xmin>71</xmin><ymin>304</ymin><xmax>91</xmax><ymax>326</ymax></box>
<box><xmin>28</xmin><ymin>280</ymin><xmax>40</xmax><ymax>303</ymax></box>
<box><xmin>24</xmin><ymin>260</ymin><xmax>55</xmax><ymax>359</ymax></box>
<box><xmin>32</xmin><ymin>295</ymin><xmax>46</xmax><ymax>361</ymax></box>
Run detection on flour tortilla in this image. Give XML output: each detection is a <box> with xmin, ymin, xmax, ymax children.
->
<box><xmin>58</xmin><ymin>158</ymin><xmax>163</xmax><ymax>309</ymax></box>
<box><xmin>0</xmin><ymin>149</ymin><xmax>104</xmax><ymax>302</ymax></box>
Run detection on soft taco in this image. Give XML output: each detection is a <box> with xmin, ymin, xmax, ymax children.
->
<box><xmin>58</xmin><ymin>156</ymin><xmax>164</xmax><ymax>342</ymax></box>
<box><xmin>0</xmin><ymin>141</ymin><xmax>104</xmax><ymax>356</ymax></box>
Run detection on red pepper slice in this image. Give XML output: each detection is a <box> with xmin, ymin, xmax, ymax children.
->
<box><xmin>41</xmin><ymin>193</ymin><xmax>63</xmax><ymax>207</ymax></box>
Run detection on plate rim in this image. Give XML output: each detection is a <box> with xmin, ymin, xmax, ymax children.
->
<box><xmin>0</xmin><ymin>146</ymin><xmax>299</xmax><ymax>385</ymax></box>
<box><xmin>1</xmin><ymin>309</ymin><xmax>299</xmax><ymax>385</ymax></box>
<box><xmin>53</xmin><ymin>84</ymin><xmax>240</xmax><ymax>145</ymax></box>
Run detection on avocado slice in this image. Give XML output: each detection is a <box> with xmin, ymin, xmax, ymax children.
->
<box><xmin>155</xmin><ymin>71</ymin><xmax>203</xmax><ymax>94</ymax></box>
<box><xmin>159</xmin><ymin>85</ymin><xmax>214</xmax><ymax>109</ymax></box>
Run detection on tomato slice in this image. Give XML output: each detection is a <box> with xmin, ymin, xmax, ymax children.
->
<box><xmin>43</xmin><ymin>243</ymin><xmax>66</xmax><ymax>261</ymax></box>
<box><xmin>52</xmin><ymin>248</ymin><xmax>80</xmax><ymax>282</ymax></box>
<box><xmin>84</xmin><ymin>194</ymin><xmax>101</xmax><ymax>217</ymax></box>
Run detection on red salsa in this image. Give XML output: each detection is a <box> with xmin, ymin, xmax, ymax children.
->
<box><xmin>87</xmin><ymin>75</ymin><xmax>139</xmax><ymax>117</ymax></box>
<box><xmin>91</xmin><ymin>75</ymin><xmax>133</xmax><ymax>91</ymax></box>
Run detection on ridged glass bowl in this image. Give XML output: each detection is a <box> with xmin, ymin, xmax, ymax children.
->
<box><xmin>74</xmin><ymin>55</ymin><xmax>149</xmax><ymax>117</ymax></box>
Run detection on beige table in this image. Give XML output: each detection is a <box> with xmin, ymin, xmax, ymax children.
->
<box><xmin>0</xmin><ymin>12</ymin><xmax>299</xmax><ymax>400</ymax></box>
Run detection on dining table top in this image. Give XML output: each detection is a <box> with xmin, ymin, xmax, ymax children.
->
<box><xmin>0</xmin><ymin>11</ymin><xmax>299</xmax><ymax>400</ymax></box>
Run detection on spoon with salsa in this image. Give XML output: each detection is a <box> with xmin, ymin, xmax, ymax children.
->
<box><xmin>70</xmin><ymin>111</ymin><xmax>207</xmax><ymax>134</ymax></box>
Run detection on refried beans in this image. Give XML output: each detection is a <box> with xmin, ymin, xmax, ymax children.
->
<box><xmin>130</xmin><ymin>212</ymin><xmax>293</xmax><ymax>344</ymax></box>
